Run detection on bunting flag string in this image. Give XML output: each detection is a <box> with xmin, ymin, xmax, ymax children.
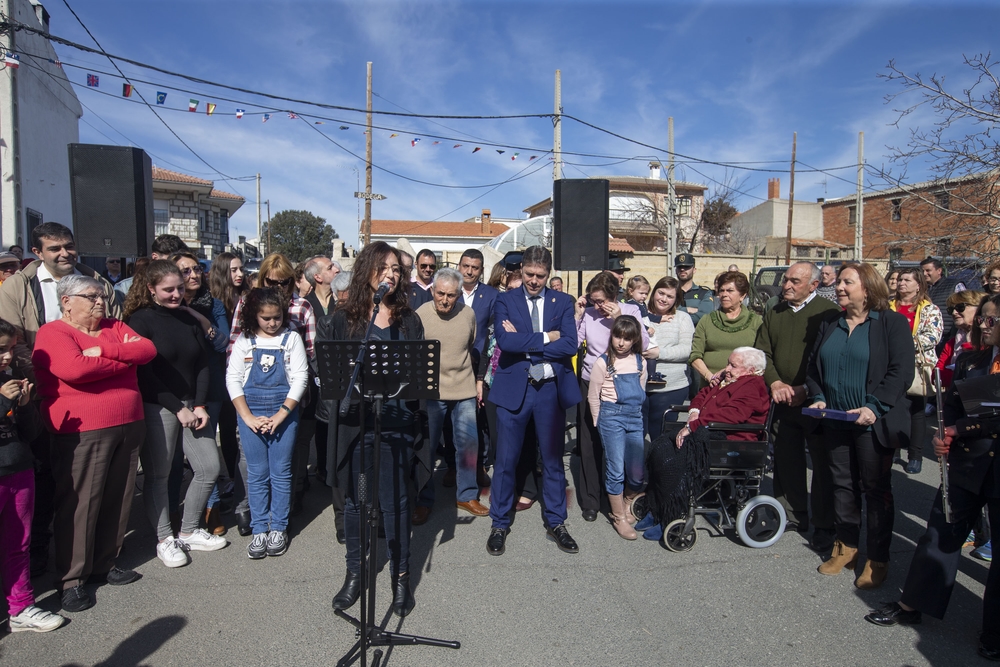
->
<box><xmin>496</xmin><ymin>150</ymin><xmax>505</xmax><ymax>155</ymax></box>
<box><xmin>453</xmin><ymin>144</ymin><xmax>462</xmax><ymax>148</ymax></box>
<box><xmin>46</xmin><ymin>57</ymin><xmax>62</xmax><ymax>68</ymax></box>
<box><xmin>389</xmin><ymin>133</ymin><xmax>398</xmax><ymax>138</ymax></box>
<box><xmin>86</xmin><ymin>73</ymin><xmax>98</xmax><ymax>87</ymax></box>
<box><xmin>338</xmin><ymin>125</ymin><xmax>349</xmax><ymax>130</ymax></box>
<box><xmin>411</xmin><ymin>138</ymin><xmax>420</xmax><ymax>147</ymax></box>
<box><xmin>287</xmin><ymin>112</ymin><xmax>298</xmax><ymax>119</ymax></box>
<box><xmin>122</xmin><ymin>83</ymin><xmax>132</xmax><ymax>97</ymax></box>
<box><xmin>472</xmin><ymin>147</ymin><xmax>481</xmax><ymax>153</ymax></box>
<box><xmin>236</xmin><ymin>108</ymin><xmax>244</xmax><ymax>119</ymax></box>
<box><xmin>511</xmin><ymin>152</ymin><xmax>519</xmax><ymax>161</ymax></box>
<box><xmin>206</xmin><ymin>102</ymin><xmax>217</xmax><ymax>116</ymax></box>
<box><xmin>188</xmin><ymin>98</ymin><xmax>198</xmax><ymax>112</ymax></box>
<box><xmin>156</xmin><ymin>91</ymin><xmax>167</xmax><ymax>105</ymax></box>
<box><xmin>262</xmin><ymin>113</ymin><xmax>271</xmax><ymax>123</ymax></box>
<box><xmin>4</xmin><ymin>53</ymin><xmax>20</xmax><ymax>69</ymax></box>
<box><xmin>529</xmin><ymin>155</ymin><xmax>538</xmax><ymax>161</ymax></box>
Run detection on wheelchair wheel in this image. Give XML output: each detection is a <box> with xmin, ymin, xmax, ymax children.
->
<box><xmin>735</xmin><ymin>495</ymin><xmax>786</xmax><ymax>549</ymax></box>
<box><xmin>630</xmin><ymin>494</ymin><xmax>648</xmax><ymax>521</ymax></box>
<box><xmin>663</xmin><ymin>519</ymin><xmax>697</xmax><ymax>552</ymax></box>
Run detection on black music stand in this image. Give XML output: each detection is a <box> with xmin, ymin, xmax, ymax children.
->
<box><xmin>316</xmin><ymin>339</ymin><xmax>459</xmax><ymax>667</ymax></box>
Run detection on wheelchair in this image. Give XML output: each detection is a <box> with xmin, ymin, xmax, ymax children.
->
<box><xmin>632</xmin><ymin>403</ymin><xmax>786</xmax><ymax>552</ymax></box>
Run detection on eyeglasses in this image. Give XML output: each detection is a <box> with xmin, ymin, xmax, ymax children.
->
<box><xmin>69</xmin><ymin>293</ymin><xmax>105</xmax><ymax>303</ymax></box>
<box><xmin>948</xmin><ymin>303</ymin><xmax>971</xmax><ymax>314</ymax></box>
<box><xmin>976</xmin><ymin>315</ymin><xmax>999</xmax><ymax>327</ymax></box>
<box><xmin>107</xmin><ymin>259</ymin><xmax>120</xmax><ymax>264</ymax></box>
<box><xmin>180</xmin><ymin>266</ymin><xmax>204</xmax><ymax>277</ymax></box>
<box><xmin>265</xmin><ymin>277</ymin><xmax>292</xmax><ymax>287</ymax></box>
<box><xmin>988</xmin><ymin>277</ymin><xmax>1000</xmax><ymax>284</ymax></box>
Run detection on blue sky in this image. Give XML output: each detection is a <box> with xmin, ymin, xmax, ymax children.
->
<box><xmin>34</xmin><ymin>0</ymin><xmax>999</xmax><ymax>247</ymax></box>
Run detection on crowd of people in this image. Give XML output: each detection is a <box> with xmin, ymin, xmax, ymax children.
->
<box><xmin>0</xmin><ymin>225</ymin><xmax>995</xmax><ymax>660</ymax></box>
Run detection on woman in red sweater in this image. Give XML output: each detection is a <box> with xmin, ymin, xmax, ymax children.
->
<box><xmin>31</xmin><ymin>275</ymin><xmax>156</xmax><ymax>614</ymax></box>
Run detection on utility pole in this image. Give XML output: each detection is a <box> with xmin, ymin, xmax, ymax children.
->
<box><xmin>266</xmin><ymin>199</ymin><xmax>271</xmax><ymax>255</ymax></box>
<box><xmin>856</xmin><ymin>132</ymin><xmax>864</xmax><ymax>261</ymax></box>
<box><xmin>553</xmin><ymin>70</ymin><xmax>562</xmax><ymax>181</ymax></box>
<box><xmin>784</xmin><ymin>132</ymin><xmax>797</xmax><ymax>264</ymax></box>
<box><xmin>667</xmin><ymin>117</ymin><xmax>676</xmax><ymax>270</ymax></box>
<box><xmin>256</xmin><ymin>173</ymin><xmax>261</xmax><ymax>256</ymax></box>
<box><xmin>362</xmin><ymin>61</ymin><xmax>373</xmax><ymax>247</ymax></box>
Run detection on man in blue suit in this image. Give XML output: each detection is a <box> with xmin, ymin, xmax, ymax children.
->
<box><xmin>459</xmin><ymin>249</ymin><xmax>498</xmax><ymax>372</ymax></box>
<box><xmin>486</xmin><ymin>246</ymin><xmax>582</xmax><ymax>556</ymax></box>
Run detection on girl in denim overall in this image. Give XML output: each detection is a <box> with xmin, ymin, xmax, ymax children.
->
<box><xmin>226</xmin><ymin>288</ymin><xmax>309</xmax><ymax>559</ymax></box>
<box><xmin>587</xmin><ymin>315</ymin><xmax>647</xmax><ymax>540</ymax></box>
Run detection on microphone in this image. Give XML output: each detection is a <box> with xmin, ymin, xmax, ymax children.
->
<box><xmin>373</xmin><ymin>281</ymin><xmax>390</xmax><ymax>304</ymax></box>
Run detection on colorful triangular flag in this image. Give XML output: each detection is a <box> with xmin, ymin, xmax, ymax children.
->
<box><xmin>529</xmin><ymin>155</ymin><xmax>538</xmax><ymax>161</ymax></box>
<box><xmin>453</xmin><ymin>144</ymin><xmax>462</xmax><ymax>149</ymax></box>
<box><xmin>122</xmin><ymin>83</ymin><xmax>133</xmax><ymax>97</ymax></box>
<box><xmin>287</xmin><ymin>112</ymin><xmax>298</xmax><ymax>119</ymax></box>
<box><xmin>4</xmin><ymin>53</ymin><xmax>19</xmax><ymax>69</ymax></box>
<box><xmin>262</xmin><ymin>113</ymin><xmax>270</xmax><ymax>123</ymax></box>
<box><xmin>188</xmin><ymin>99</ymin><xmax>198</xmax><ymax>112</ymax></box>
<box><xmin>411</xmin><ymin>138</ymin><xmax>421</xmax><ymax>147</ymax></box>
<box><xmin>472</xmin><ymin>147</ymin><xmax>481</xmax><ymax>153</ymax></box>
<box><xmin>47</xmin><ymin>58</ymin><xmax>62</xmax><ymax>68</ymax></box>
<box><xmin>86</xmin><ymin>73</ymin><xmax>99</xmax><ymax>87</ymax></box>
<box><xmin>156</xmin><ymin>91</ymin><xmax>167</xmax><ymax>105</ymax></box>
<box><xmin>206</xmin><ymin>103</ymin><xmax>216</xmax><ymax>116</ymax></box>
<box><xmin>496</xmin><ymin>150</ymin><xmax>505</xmax><ymax>155</ymax></box>
<box><xmin>315</xmin><ymin>121</ymin><xmax>325</xmax><ymax>125</ymax></box>
<box><xmin>432</xmin><ymin>141</ymin><xmax>440</xmax><ymax>145</ymax></box>
<box><xmin>339</xmin><ymin>125</ymin><xmax>349</xmax><ymax>130</ymax></box>
<box><xmin>389</xmin><ymin>133</ymin><xmax>398</xmax><ymax>138</ymax></box>
<box><xmin>236</xmin><ymin>109</ymin><xmax>244</xmax><ymax>119</ymax></box>
<box><xmin>511</xmin><ymin>153</ymin><xmax>520</xmax><ymax>161</ymax></box>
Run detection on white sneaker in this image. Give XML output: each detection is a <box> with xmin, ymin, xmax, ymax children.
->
<box><xmin>156</xmin><ymin>538</ymin><xmax>190</xmax><ymax>568</ymax></box>
<box><xmin>9</xmin><ymin>605</ymin><xmax>66</xmax><ymax>633</ymax></box>
<box><xmin>178</xmin><ymin>528</ymin><xmax>228</xmax><ymax>552</ymax></box>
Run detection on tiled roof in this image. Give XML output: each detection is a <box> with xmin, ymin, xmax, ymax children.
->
<box><xmin>371</xmin><ymin>220</ymin><xmax>510</xmax><ymax>238</ymax></box>
<box><xmin>609</xmin><ymin>237</ymin><xmax>634</xmax><ymax>253</ymax></box>
<box><xmin>151</xmin><ymin>166</ymin><xmax>213</xmax><ymax>187</ymax></box>
<box><xmin>822</xmin><ymin>170</ymin><xmax>997</xmax><ymax>205</ymax></box>
<box><xmin>208</xmin><ymin>189</ymin><xmax>244</xmax><ymax>201</ymax></box>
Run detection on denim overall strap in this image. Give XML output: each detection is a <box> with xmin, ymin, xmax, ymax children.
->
<box><xmin>609</xmin><ymin>352</ymin><xmax>645</xmax><ymax>406</ymax></box>
<box><xmin>244</xmin><ymin>332</ymin><xmax>291</xmax><ymax>414</ymax></box>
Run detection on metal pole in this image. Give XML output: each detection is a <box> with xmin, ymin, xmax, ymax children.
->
<box><xmin>363</xmin><ymin>62</ymin><xmax>373</xmax><ymax>247</ymax></box>
<box><xmin>553</xmin><ymin>70</ymin><xmax>562</xmax><ymax>181</ymax></box>
<box><xmin>856</xmin><ymin>132</ymin><xmax>864</xmax><ymax>261</ymax></box>
<box><xmin>256</xmin><ymin>173</ymin><xmax>261</xmax><ymax>254</ymax></box>
<box><xmin>667</xmin><ymin>117</ymin><xmax>675</xmax><ymax>270</ymax></box>
<box><xmin>266</xmin><ymin>199</ymin><xmax>271</xmax><ymax>255</ymax></box>
<box><xmin>784</xmin><ymin>132</ymin><xmax>797</xmax><ymax>264</ymax></box>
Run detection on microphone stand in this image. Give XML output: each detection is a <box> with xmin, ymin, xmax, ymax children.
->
<box><xmin>332</xmin><ymin>288</ymin><xmax>459</xmax><ymax>667</ymax></box>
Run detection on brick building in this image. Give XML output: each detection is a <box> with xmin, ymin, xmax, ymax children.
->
<box><xmin>822</xmin><ymin>172</ymin><xmax>998</xmax><ymax>262</ymax></box>
<box><xmin>152</xmin><ymin>167</ymin><xmax>245</xmax><ymax>259</ymax></box>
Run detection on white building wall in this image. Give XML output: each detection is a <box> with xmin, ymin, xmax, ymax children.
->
<box><xmin>735</xmin><ymin>199</ymin><xmax>824</xmax><ymax>239</ymax></box>
<box><xmin>0</xmin><ymin>0</ymin><xmax>81</xmax><ymax>248</ymax></box>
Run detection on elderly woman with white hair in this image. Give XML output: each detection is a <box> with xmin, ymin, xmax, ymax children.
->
<box><xmin>674</xmin><ymin>347</ymin><xmax>770</xmax><ymax>448</ymax></box>
<box><xmin>31</xmin><ymin>274</ymin><xmax>157</xmax><ymax>613</ymax></box>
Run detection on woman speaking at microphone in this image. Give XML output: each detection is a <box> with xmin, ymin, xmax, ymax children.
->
<box><xmin>318</xmin><ymin>241</ymin><xmax>427</xmax><ymax>618</ymax></box>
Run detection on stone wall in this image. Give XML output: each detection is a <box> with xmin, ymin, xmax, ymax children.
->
<box><xmin>158</xmin><ymin>187</ymin><xmax>229</xmax><ymax>258</ymax></box>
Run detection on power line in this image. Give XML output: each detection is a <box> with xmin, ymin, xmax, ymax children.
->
<box><xmin>429</xmin><ymin>156</ymin><xmax>553</xmax><ymax>223</ymax></box>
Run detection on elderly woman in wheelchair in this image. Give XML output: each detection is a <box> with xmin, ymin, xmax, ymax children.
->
<box><xmin>636</xmin><ymin>347</ymin><xmax>786</xmax><ymax>551</ymax></box>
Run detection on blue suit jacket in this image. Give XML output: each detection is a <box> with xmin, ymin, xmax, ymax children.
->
<box><xmin>468</xmin><ymin>282</ymin><xmax>498</xmax><ymax>369</ymax></box>
<box><xmin>488</xmin><ymin>287</ymin><xmax>582</xmax><ymax>412</ymax></box>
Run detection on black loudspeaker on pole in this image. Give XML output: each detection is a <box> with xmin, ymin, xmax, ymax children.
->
<box><xmin>69</xmin><ymin>144</ymin><xmax>154</xmax><ymax>257</ymax></box>
<box><xmin>553</xmin><ymin>179</ymin><xmax>609</xmax><ymax>271</ymax></box>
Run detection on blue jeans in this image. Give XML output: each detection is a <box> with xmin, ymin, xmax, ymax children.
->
<box><xmin>597</xmin><ymin>401</ymin><xmax>645</xmax><ymax>495</ymax></box>
<box><xmin>426</xmin><ymin>398</ymin><xmax>479</xmax><ymax>503</ymax></box>
<box><xmin>237</xmin><ymin>407</ymin><xmax>299</xmax><ymax>534</ymax></box>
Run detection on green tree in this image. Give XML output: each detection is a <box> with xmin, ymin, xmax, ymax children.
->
<box><xmin>261</xmin><ymin>210</ymin><xmax>339</xmax><ymax>262</ymax></box>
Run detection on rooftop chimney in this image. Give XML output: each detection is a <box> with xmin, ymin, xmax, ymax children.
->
<box><xmin>649</xmin><ymin>162</ymin><xmax>662</xmax><ymax>180</ymax></box>
<box><xmin>767</xmin><ymin>178</ymin><xmax>780</xmax><ymax>200</ymax></box>
<box><xmin>481</xmin><ymin>209</ymin><xmax>492</xmax><ymax>234</ymax></box>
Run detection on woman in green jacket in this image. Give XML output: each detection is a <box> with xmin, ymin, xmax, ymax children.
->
<box><xmin>689</xmin><ymin>271</ymin><xmax>762</xmax><ymax>386</ymax></box>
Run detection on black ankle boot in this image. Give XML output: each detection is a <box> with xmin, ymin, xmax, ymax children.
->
<box><xmin>236</xmin><ymin>509</ymin><xmax>252</xmax><ymax>537</ymax></box>
<box><xmin>332</xmin><ymin>571</ymin><xmax>361</xmax><ymax>610</ymax></box>
<box><xmin>392</xmin><ymin>572</ymin><xmax>415</xmax><ymax>617</ymax></box>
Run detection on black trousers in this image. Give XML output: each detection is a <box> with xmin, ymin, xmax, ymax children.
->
<box><xmin>898</xmin><ymin>396</ymin><xmax>928</xmax><ymax>462</ymax></box>
<box><xmin>825</xmin><ymin>429</ymin><xmax>895</xmax><ymax>561</ymax></box>
<box><xmin>577</xmin><ymin>379</ymin><xmax>604</xmax><ymax>512</ymax></box>
<box><xmin>771</xmin><ymin>406</ymin><xmax>834</xmax><ymax>530</ymax></box>
<box><xmin>900</xmin><ymin>480</ymin><xmax>999</xmax><ymax>649</ymax></box>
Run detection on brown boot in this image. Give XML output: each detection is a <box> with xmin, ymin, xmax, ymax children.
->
<box><xmin>818</xmin><ymin>540</ymin><xmax>858</xmax><ymax>575</ymax></box>
<box><xmin>608</xmin><ymin>494</ymin><xmax>637</xmax><ymax>540</ymax></box>
<box><xmin>623</xmin><ymin>492</ymin><xmax>641</xmax><ymax>525</ymax></box>
<box><xmin>204</xmin><ymin>506</ymin><xmax>226</xmax><ymax>536</ymax></box>
<box><xmin>855</xmin><ymin>560</ymin><xmax>888</xmax><ymax>589</ymax></box>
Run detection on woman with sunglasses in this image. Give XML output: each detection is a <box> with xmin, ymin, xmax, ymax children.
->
<box><xmin>936</xmin><ymin>291</ymin><xmax>987</xmax><ymax>388</ymax></box>
<box><xmin>981</xmin><ymin>260</ymin><xmax>1000</xmax><ymax>295</ymax></box>
<box><xmin>227</xmin><ymin>254</ymin><xmax>316</xmax><ymax>535</ymax></box>
<box><xmin>171</xmin><ymin>252</ymin><xmax>230</xmax><ymax>535</ymax></box>
<box><xmin>889</xmin><ymin>267</ymin><xmax>943</xmax><ymax>475</ymax></box>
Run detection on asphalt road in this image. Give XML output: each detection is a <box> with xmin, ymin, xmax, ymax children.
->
<box><xmin>0</xmin><ymin>455</ymin><xmax>991</xmax><ymax>667</ymax></box>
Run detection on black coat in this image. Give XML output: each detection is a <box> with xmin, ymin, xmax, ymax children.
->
<box><xmin>805</xmin><ymin>309</ymin><xmax>915</xmax><ymax>449</ymax></box>
<box><xmin>315</xmin><ymin>309</ymin><xmax>431</xmax><ymax>495</ymax></box>
<box><xmin>942</xmin><ymin>348</ymin><xmax>1000</xmax><ymax>497</ymax></box>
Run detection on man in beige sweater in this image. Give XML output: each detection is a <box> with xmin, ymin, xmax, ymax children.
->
<box><xmin>416</xmin><ymin>268</ymin><xmax>489</xmax><ymax>517</ymax></box>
